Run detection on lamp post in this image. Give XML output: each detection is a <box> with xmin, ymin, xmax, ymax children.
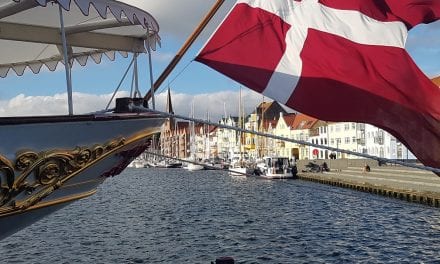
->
<box><xmin>336</xmin><ymin>138</ymin><xmax>341</xmax><ymax>159</ymax></box>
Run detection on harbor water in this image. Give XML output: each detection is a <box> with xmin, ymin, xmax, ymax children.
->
<box><xmin>1</xmin><ymin>168</ymin><xmax>440</xmax><ymax>263</ymax></box>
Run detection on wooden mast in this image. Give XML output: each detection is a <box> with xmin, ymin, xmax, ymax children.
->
<box><xmin>144</xmin><ymin>0</ymin><xmax>226</xmax><ymax>102</ymax></box>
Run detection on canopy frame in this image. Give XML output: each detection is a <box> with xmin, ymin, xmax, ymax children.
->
<box><xmin>0</xmin><ymin>0</ymin><xmax>161</xmax><ymax>77</ymax></box>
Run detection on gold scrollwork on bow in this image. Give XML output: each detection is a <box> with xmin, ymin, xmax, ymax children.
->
<box><xmin>0</xmin><ymin>137</ymin><xmax>125</xmax><ymax>214</ymax></box>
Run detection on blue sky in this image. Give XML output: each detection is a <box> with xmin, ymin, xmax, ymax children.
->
<box><xmin>0</xmin><ymin>0</ymin><xmax>236</xmax><ymax>100</ymax></box>
<box><xmin>0</xmin><ymin>0</ymin><xmax>439</xmax><ymax>119</ymax></box>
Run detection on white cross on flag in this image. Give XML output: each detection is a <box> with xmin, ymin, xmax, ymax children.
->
<box><xmin>196</xmin><ymin>0</ymin><xmax>440</xmax><ymax>169</ymax></box>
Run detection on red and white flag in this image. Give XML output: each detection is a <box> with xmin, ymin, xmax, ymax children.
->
<box><xmin>196</xmin><ymin>0</ymin><xmax>440</xmax><ymax>169</ymax></box>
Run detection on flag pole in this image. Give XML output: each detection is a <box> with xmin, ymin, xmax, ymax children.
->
<box><xmin>144</xmin><ymin>0</ymin><xmax>225</xmax><ymax>102</ymax></box>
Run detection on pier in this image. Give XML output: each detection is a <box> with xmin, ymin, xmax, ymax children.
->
<box><xmin>296</xmin><ymin>160</ymin><xmax>440</xmax><ymax>207</ymax></box>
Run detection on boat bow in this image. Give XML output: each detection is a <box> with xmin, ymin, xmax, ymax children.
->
<box><xmin>0</xmin><ymin>0</ymin><xmax>165</xmax><ymax>240</ymax></box>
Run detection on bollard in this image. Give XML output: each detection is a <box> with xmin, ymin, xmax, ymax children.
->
<box><xmin>427</xmin><ymin>197</ymin><xmax>433</xmax><ymax>206</ymax></box>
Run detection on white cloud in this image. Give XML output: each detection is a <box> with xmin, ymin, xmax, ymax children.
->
<box><xmin>126</xmin><ymin>0</ymin><xmax>235</xmax><ymax>39</ymax></box>
<box><xmin>0</xmin><ymin>89</ymin><xmax>291</xmax><ymax>122</ymax></box>
<box><xmin>154</xmin><ymin>89</ymin><xmax>276</xmax><ymax>121</ymax></box>
<box><xmin>0</xmin><ymin>91</ymin><xmax>129</xmax><ymax>117</ymax></box>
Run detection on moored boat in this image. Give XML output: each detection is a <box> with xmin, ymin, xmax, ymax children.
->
<box><xmin>0</xmin><ymin>0</ymin><xmax>164</xmax><ymax>240</ymax></box>
<box><xmin>155</xmin><ymin>160</ymin><xmax>182</xmax><ymax>168</ymax></box>
<box><xmin>228</xmin><ymin>157</ymin><xmax>254</xmax><ymax>177</ymax></box>
<box><xmin>186</xmin><ymin>162</ymin><xmax>205</xmax><ymax>171</ymax></box>
<box><xmin>256</xmin><ymin>157</ymin><xmax>297</xmax><ymax>179</ymax></box>
<box><xmin>229</xmin><ymin>165</ymin><xmax>253</xmax><ymax>177</ymax></box>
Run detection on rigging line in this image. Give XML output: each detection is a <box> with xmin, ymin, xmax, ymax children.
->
<box><xmin>157</xmin><ymin>60</ymin><xmax>194</xmax><ymax>95</ymax></box>
<box><xmin>105</xmin><ymin>55</ymin><xmax>136</xmax><ymax>110</ymax></box>
<box><xmin>143</xmin><ymin>0</ymin><xmax>226</xmax><ymax>101</ymax></box>
<box><xmin>143</xmin><ymin>107</ymin><xmax>440</xmax><ymax>175</ymax></box>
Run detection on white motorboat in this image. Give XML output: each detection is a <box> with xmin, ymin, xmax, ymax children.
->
<box><xmin>186</xmin><ymin>162</ymin><xmax>205</xmax><ymax>171</ymax></box>
<box><xmin>256</xmin><ymin>157</ymin><xmax>298</xmax><ymax>179</ymax></box>
<box><xmin>229</xmin><ymin>158</ymin><xmax>253</xmax><ymax>176</ymax></box>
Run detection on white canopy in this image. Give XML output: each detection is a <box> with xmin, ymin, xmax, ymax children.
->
<box><xmin>0</xmin><ymin>0</ymin><xmax>161</xmax><ymax>77</ymax></box>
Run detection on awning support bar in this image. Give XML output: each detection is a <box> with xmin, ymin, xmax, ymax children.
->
<box><xmin>58</xmin><ymin>5</ymin><xmax>73</xmax><ymax>115</ymax></box>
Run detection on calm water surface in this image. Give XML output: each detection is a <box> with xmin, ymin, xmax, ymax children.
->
<box><xmin>1</xmin><ymin>168</ymin><xmax>440</xmax><ymax>263</ymax></box>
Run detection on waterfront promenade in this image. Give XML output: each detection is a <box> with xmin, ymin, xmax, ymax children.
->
<box><xmin>297</xmin><ymin>160</ymin><xmax>440</xmax><ymax>207</ymax></box>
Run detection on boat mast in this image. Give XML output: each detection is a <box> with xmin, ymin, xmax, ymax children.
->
<box><xmin>206</xmin><ymin>110</ymin><xmax>211</xmax><ymax>160</ymax></box>
<box><xmin>190</xmin><ymin>101</ymin><xmax>196</xmax><ymax>161</ymax></box>
<box><xmin>238</xmin><ymin>86</ymin><xmax>242</xmax><ymax>163</ymax></box>
<box><xmin>143</xmin><ymin>0</ymin><xmax>225</xmax><ymax>103</ymax></box>
<box><xmin>58</xmin><ymin>5</ymin><xmax>73</xmax><ymax>115</ymax></box>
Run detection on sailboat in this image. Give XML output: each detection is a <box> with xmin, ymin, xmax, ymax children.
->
<box><xmin>0</xmin><ymin>0</ymin><xmax>164</xmax><ymax>240</ymax></box>
<box><xmin>229</xmin><ymin>87</ymin><xmax>253</xmax><ymax>176</ymax></box>
<box><xmin>186</xmin><ymin>101</ymin><xmax>204</xmax><ymax>171</ymax></box>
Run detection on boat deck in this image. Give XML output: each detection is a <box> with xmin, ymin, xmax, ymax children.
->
<box><xmin>0</xmin><ymin>112</ymin><xmax>161</xmax><ymax>125</ymax></box>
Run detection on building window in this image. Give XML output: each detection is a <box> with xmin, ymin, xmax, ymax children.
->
<box><xmin>330</xmin><ymin>138</ymin><xmax>334</xmax><ymax>145</ymax></box>
<box><xmin>345</xmin><ymin>137</ymin><xmax>350</xmax><ymax>144</ymax></box>
<box><xmin>351</xmin><ymin>123</ymin><xmax>356</xmax><ymax>129</ymax></box>
<box><xmin>352</xmin><ymin>137</ymin><xmax>356</xmax><ymax>143</ymax></box>
<box><xmin>324</xmin><ymin>138</ymin><xmax>328</xmax><ymax>145</ymax></box>
<box><xmin>344</xmin><ymin>124</ymin><xmax>350</xmax><ymax>130</ymax></box>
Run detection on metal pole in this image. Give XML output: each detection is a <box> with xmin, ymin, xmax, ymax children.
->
<box><xmin>133</xmin><ymin>53</ymin><xmax>141</xmax><ymax>97</ymax></box>
<box><xmin>58</xmin><ymin>5</ymin><xmax>73</xmax><ymax>115</ymax></box>
<box><xmin>336</xmin><ymin>139</ymin><xmax>339</xmax><ymax>159</ymax></box>
<box><xmin>130</xmin><ymin>64</ymin><xmax>135</xmax><ymax>97</ymax></box>
<box><xmin>146</xmin><ymin>28</ymin><xmax>155</xmax><ymax>109</ymax></box>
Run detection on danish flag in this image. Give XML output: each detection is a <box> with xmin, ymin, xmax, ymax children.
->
<box><xmin>196</xmin><ymin>0</ymin><xmax>440</xmax><ymax>169</ymax></box>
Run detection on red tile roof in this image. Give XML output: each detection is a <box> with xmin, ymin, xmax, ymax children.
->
<box><xmin>290</xmin><ymin>113</ymin><xmax>318</xmax><ymax>130</ymax></box>
<box><xmin>262</xmin><ymin>118</ymin><xmax>278</xmax><ymax>130</ymax></box>
<box><xmin>283</xmin><ymin>113</ymin><xmax>297</xmax><ymax>127</ymax></box>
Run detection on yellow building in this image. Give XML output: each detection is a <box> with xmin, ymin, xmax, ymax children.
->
<box><xmin>243</xmin><ymin>101</ymin><xmax>287</xmax><ymax>159</ymax></box>
<box><xmin>271</xmin><ymin>113</ymin><xmax>319</xmax><ymax>160</ymax></box>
